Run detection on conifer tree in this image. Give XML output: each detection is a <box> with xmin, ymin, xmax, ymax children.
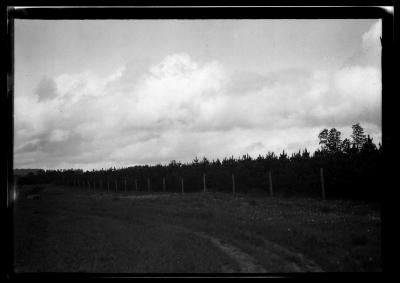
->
<box><xmin>351</xmin><ymin>123</ymin><xmax>367</xmax><ymax>151</ymax></box>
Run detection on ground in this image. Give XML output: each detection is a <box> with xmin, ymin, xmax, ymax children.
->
<box><xmin>13</xmin><ymin>184</ymin><xmax>381</xmax><ymax>273</ymax></box>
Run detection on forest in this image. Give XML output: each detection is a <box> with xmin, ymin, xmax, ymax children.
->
<box><xmin>15</xmin><ymin>123</ymin><xmax>383</xmax><ymax>201</ymax></box>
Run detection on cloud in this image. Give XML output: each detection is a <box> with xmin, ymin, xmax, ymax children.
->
<box><xmin>333</xmin><ymin>65</ymin><xmax>381</xmax><ymax>108</ymax></box>
<box><xmin>48</xmin><ymin>129</ymin><xmax>70</xmax><ymax>142</ymax></box>
<box><xmin>15</xmin><ymin>44</ymin><xmax>381</xmax><ymax>169</ymax></box>
<box><xmin>35</xmin><ymin>77</ymin><xmax>58</xmax><ymax>101</ymax></box>
<box><xmin>362</xmin><ymin>20</ymin><xmax>381</xmax><ymax>49</ymax></box>
<box><xmin>344</xmin><ymin>20</ymin><xmax>381</xmax><ymax>68</ymax></box>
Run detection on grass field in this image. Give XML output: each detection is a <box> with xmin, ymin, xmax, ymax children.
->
<box><xmin>13</xmin><ymin>184</ymin><xmax>381</xmax><ymax>273</ymax></box>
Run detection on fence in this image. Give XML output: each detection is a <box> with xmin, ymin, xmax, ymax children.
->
<box><xmin>25</xmin><ymin>151</ymin><xmax>381</xmax><ymax>201</ymax></box>
<box><xmin>57</xmin><ymin>168</ymin><xmax>329</xmax><ymax>200</ymax></box>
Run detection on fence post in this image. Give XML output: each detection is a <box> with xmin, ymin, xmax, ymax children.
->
<box><xmin>181</xmin><ymin>177</ymin><xmax>184</xmax><ymax>194</ymax></box>
<box><xmin>268</xmin><ymin>171</ymin><xmax>273</xmax><ymax>197</ymax></box>
<box><xmin>147</xmin><ymin>178</ymin><xmax>151</xmax><ymax>192</ymax></box>
<box><xmin>163</xmin><ymin>177</ymin><xmax>166</xmax><ymax>192</ymax></box>
<box><xmin>232</xmin><ymin>173</ymin><xmax>235</xmax><ymax>195</ymax></box>
<box><xmin>320</xmin><ymin>168</ymin><xmax>326</xmax><ymax>200</ymax></box>
<box><xmin>203</xmin><ymin>173</ymin><xmax>206</xmax><ymax>193</ymax></box>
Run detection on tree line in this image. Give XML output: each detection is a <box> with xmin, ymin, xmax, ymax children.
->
<box><xmin>15</xmin><ymin>123</ymin><xmax>382</xmax><ymax>201</ymax></box>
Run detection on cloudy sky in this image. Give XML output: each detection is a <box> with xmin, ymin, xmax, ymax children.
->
<box><xmin>14</xmin><ymin>19</ymin><xmax>382</xmax><ymax>170</ymax></box>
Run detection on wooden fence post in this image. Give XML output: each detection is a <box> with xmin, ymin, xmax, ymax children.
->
<box><xmin>181</xmin><ymin>177</ymin><xmax>184</xmax><ymax>194</ymax></box>
<box><xmin>163</xmin><ymin>177</ymin><xmax>166</xmax><ymax>192</ymax></box>
<box><xmin>320</xmin><ymin>168</ymin><xmax>326</xmax><ymax>200</ymax></box>
<box><xmin>232</xmin><ymin>174</ymin><xmax>236</xmax><ymax>195</ymax></box>
<box><xmin>203</xmin><ymin>173</ymin><xmax>206</xmax><ymax>193</ymax></box>
<box><xmin>268</xmin><ymin>171</ymin><xmax>273</xmax><ymax>197</ymax></box>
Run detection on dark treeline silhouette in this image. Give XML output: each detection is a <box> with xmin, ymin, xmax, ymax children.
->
<box><xmin>15</xmin><ymin>123</ymin><xmax>382</xmax><ymax>201</ymax></box>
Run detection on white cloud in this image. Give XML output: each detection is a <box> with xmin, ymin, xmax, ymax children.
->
<box><xmin>362</xmin><ymin>20</ymin><xmax>381</xmax><ymax>49</ymax></box>
<box><xmin>334</xmin><ymin>65</ymin><xmax>381</xmax><ymax>107</ymax></box>
<box><xmin>345</xmin><ymin>20</ymin><xmax>381</xmax><ymax>68</ymax></box>
<box><xmin>15</xmin><ymin>49</ymin><xmax>381</xmax><ymax>169</ymax></box>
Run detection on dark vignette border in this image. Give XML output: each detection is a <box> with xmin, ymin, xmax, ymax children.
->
<box><xmin>5</xmin><ymin>3</ymin><xmax>396</xmax><ymax>280</ymax></box>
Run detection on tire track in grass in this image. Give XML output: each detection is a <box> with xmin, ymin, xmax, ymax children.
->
<box><xmin>195</xmin><ymin>232</ymin><xmax>267</xmax><ymax>273</ymax></box>
<box><xmin>259</xmin><ymin>238</ymin><xmax>324</xmax><ymax>272</ymax></box>
<box><xmin>195</xmin><ymin>231</ymin><xmax>323</xmax><ymax>273</ymax></box>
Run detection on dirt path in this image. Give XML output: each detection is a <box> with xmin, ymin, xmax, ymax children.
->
<box><xmin>193</xmin><ymin>231</ymin><xmax>323</xmax><ymax>273</ymax></box>
<box><xmin>195</xmin><ymin>232</ymin><xmax>267</xmax><ymax>273</ymax></box>
<box><xmin>259</xmin><ymin>238</ymin><xmax>324</xmax><ymax>272</ymax></box>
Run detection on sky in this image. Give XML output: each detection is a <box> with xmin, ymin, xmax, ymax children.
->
<box><xmin>14</xmin><ymin>19</ymin><xmax>382</xmax><ymax>170</ymax></box>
